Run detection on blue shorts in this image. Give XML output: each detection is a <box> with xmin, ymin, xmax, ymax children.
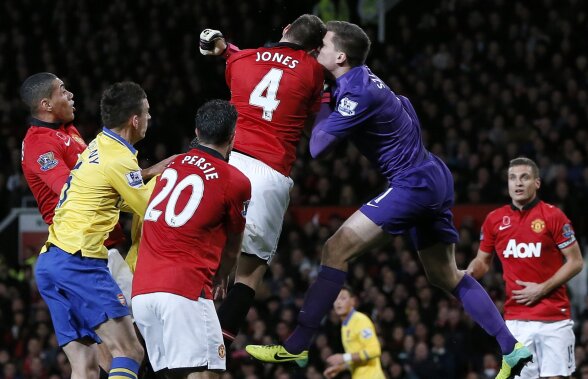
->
<box><xmin>35</xmin><ymin>245</ymin><xmax>129</xmax><ymax>346</ymax></box>
<box><xmin>360</xmin><ymin>155</ymin><xmax>459</xmax><ymax>250</ymax></box>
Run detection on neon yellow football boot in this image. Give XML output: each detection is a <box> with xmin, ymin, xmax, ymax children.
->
<box><xmin>245</xmin><ymin>344</ymin><xmax>309</xmax><ymax>367</ymax></box>
<box><xmin>495</xmin><ymin>342</ymin><xmax>533</xmax><ymax>379</ymax></box>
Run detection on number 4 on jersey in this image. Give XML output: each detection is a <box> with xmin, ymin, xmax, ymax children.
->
<box><xmin>249</xmin><ymin>68</ymin><xmax>283</xmax><ymax>121</ymax></box>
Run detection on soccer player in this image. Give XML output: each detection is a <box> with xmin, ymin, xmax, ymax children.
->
<box><xmin>19</xmin><ymin>73</ymin><xmax>169</xmax><ymax>377</ymax></box>
<box><xmin>199</xmin><ymin>15</ymin><xmax>326</xmax><ymax>346</ymax></box>
<box><xmin>245</xmin><ymin>21</ymin><xmax>532</xmax><ymax>379</ymax></box>
<box><xmin>19</xmin><ymin>73</ymin><xmax>171</xmax><ymax>299</ymax></box>
<box><xmin>34</xmin><ymin>81</ymin><xmax>167</xmax><ymax>379</ymax></box>
<box><xmin>323</xmin><ymin>286</ymin><xmax>385</xmax><ymax>379</ymax></box>
<box><xmin>132</xmin><ymin>100</ymin><xmax>251</xmax><ymax>378</ymax></box>
<box><xmin>467</xmin><ymin>157</ymin><xmax>583</xmax><ymax>379</ymax></box>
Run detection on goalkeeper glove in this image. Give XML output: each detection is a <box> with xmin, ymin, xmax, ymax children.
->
<box><xmin>199</xmin><ymin>29</ymin><xmax>226</xmax><ymax>56</ymax></box>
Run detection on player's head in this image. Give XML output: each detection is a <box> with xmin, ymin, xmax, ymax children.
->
<box><xmin>282</xmin><ymin>14</ymin><xmax>326</xmax><ymax>52</ymax></box>
<box><xmin>507</xmin><ymin>157</ymin><xmax>540</xmax><ymax>207</ymax></box>
<box><xmin>194</xmin><ymin>100</ymin><xmax>238</xmax><ymax>155</ymax></box>
<box><xmin>318</xmin><ymin>21</ymin><xmax>370</xmax><ymax>73</ymax></box>
<box><xmin>333</xmin><ymin>285</ymin><xmax>356</xmax><ymax>318</ymax></box>
<box><xmin>20</xmin><ymin>72</ymin><xmax>75</xmax><ymax>123</ymax></box>
<box><xmin>100</xmin><ymin>81</ymin><xmax>150</xmax><ymax>144</ymax></box>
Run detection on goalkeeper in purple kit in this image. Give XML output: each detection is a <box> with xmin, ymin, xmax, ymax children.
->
<box><xmin>246</xmin><ymin>21</ymin><xmax>532</xmax><ymax>379</ymax></box>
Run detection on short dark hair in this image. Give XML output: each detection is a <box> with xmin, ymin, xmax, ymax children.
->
<box><xmin>284</xmin><ymin>14</ymin><xmax>327</xmax><ymax>51</ymax></box>
<box><xmin>100</xmin><ymin>81</ymin><xmax>147</xmax><ymax>129</ymax></box>
<box><xmin>341</xmin><ymin>284</ymin><xmax>356</xmax><ymax>297</ymax></box>
<box><xmin>326</xmin><ymin>21</ymin><xmax>371</xmax><ymax>67</ymax></box>
<box><xmin>20</xmin><ymin>72</ymin><xmax>58</xmax><ymax>114</ymax></box>
<box><xmin>509</xmin><ymin>157</ymin><xmax>540</xmax><ymax>178</ymax></box>
<box><xmin>195</xmin><ymin>100</ymin><xmax>237</xmax><ymax>145</ymax></box>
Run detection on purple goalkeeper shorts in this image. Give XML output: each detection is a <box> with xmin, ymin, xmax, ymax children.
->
<box><xmin>360</xmin><ymin>155</ymin><xmax>459</xmax><ymax>250</ymax></box>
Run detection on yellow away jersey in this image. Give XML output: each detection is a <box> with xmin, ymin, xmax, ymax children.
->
<box><xmin>44</xmin><ymin>128</ymin><xmax>155</xmax><ymax>259</ymax></box>
<box><xmin>341</xmin><ymin>309</ymin><xmax>386</xmax><ymax>379</ymax></box>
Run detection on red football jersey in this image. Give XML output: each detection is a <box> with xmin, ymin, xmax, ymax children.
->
<box><xmin>21</xmin><ymin>119</ymin><xmax>87</xmax><ymax>224</ymax></box>
<box><xmin>480</xmin><ymin>199</ymin><xmax>577</xmax><ymax>321</ymax></box>
<box><xmin>21</xmin><ymin>119</ymin><xmax>126</xmax><ymax>246</ymax></box>
<box><xmin>226</xmin><ymin>43</ymin><xmax>324</xmax><ymax>176</ymax></box>
<box><xmin>132</xmin><ymin>146</ymin><xmax>251</xmax><ymax>300</ymax></box>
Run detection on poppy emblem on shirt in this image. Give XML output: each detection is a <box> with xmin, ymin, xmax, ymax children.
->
<box><xmin>37</xmin><ymin>152</ymin><xmax>58</xmax><ymax>171</ymax></box>
<box><xmin>337</xmin><ymin>97</ymin><xmax>358</xmax><ymax>116</ymax></box>
<box><xmin>531</xmin><ymin>219</ymin><xmax>545</xmax><ymax>233</ymax></box>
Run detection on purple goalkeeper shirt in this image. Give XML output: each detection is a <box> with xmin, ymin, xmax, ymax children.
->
<box><xmin>310</xmin><ymin>65</ymin><xmax>430</xmax><ymax>184</ymax></box>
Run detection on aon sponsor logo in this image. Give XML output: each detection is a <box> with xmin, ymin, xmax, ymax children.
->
<box><xmin>503</xmin><ymin>239</ymin><xmax>542</xmax><ymax>258</ymax></box>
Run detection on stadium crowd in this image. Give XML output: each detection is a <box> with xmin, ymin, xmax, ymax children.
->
<box><xmin>0</xmin><ymin>0</ymin><xmax>587</xmax><ymax>378</ymax></box>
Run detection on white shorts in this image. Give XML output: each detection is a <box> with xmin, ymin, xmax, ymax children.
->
<box><xmin>228</xmin><ymin>151</ymin><xmax>293</xmax><ymax>263</ymax></box>
<box><xmin>107</xmin><ymin>249</ymin><xmax>133</xmax><ymax>313</ymax></box>
<box><xmin>132</xmin><ymin>293</ymin><xmax>225</xmax><ymax>372</ymax></box>
<box><xmin>506</xmin><ymin>319</ymin><xmax>575</xmax><ymax>378</ymax></box>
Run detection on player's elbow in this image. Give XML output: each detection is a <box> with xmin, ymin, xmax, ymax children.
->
<box><xmin>309</xmin><ymin>143</ymin><xmax>324</xmax><ymax>159</ymax></box>
<box><xmin>309</xmin><ymin>130</ymin><xmax>338</xmax><ymax>159</ymax></box>
<box><xmin>571</xmin><ymin>256</ymin><xmax>584</xmax><ymax>276</ymax></box>
<box><xmin>365</xmin><ymin>347</ymin><xmax>381</xmax><ymax>361</ymax></box>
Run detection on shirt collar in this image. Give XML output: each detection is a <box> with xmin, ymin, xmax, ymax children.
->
<box><xmin>266</xmin><ymin>42</ymin><xmax>305</xmax><ymax>50</ymax></box>
<box><xmin>102</xmin><ymin>127</ymin><xmax>137</xmax><ymax>155</ymax></box>
<box><xmin>191</xmin><ymin>143</ymin><xmax>226</xmax><ymax>161</ymax></box>
<box><xmin>342</xmin><ymin>308</ymin><xmax>356</xmax><ymax>326</ymax></box>
<box><xmin>334</xmin><ymin>65</ymin><xmax>367</xmax><ymax>97</ymax></box>
<box><xmin>28</xmin><ymin>117</ymin><xmax>62</xmax><ymax>129</ymax></box>
<box><xmin>510</xmin><ymin>196</ymin><xmax>540</xmax><ymax>211</ymax></box>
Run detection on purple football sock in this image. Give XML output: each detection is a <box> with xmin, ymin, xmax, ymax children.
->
<box><xmin>284</xmin><ymin>265</ymin><xmax>347</xmax><ymax>354</ymax></box>
<box><xmin>452</xmin><ymin>274</ymin><xmax>517</xmax><ymax>354</ymax></box>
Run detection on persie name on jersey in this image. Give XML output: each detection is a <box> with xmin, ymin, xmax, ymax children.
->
<box><xmin>180</xmin><ymin>155</ymin><xmax>219</xmax><ymax>180</ymax></box>
<box><xmin>503</xmin><ymin>239</ymin><xmax>542</xmax><ymax>258</ymax></box>
<box><xmin>255</xmin><ymin>51</ymin><xmax>299</xmax><ymax>69</ymax></box>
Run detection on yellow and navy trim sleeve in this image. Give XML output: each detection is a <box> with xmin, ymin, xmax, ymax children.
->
<box><xmin>44</xmin><ymin>128</ymin><xmax>155</xmax><ymax>259</ymax></box>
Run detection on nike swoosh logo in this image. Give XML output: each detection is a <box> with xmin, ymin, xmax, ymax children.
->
<box><xmin>366</xmin><ymin>201</ymin><xmax>379</xmax><ymax>208</ymax></box>
<box><xmin>64</xmin><ymin>137</ymin><xmax>71</xmax><ymax>146</ymax></box>
<box><xmin>498</xmin><ymin>225</ymin><xmax>511</xmax><ymax>231</ymax></box>
<box><xmin>273</xmin><ymin>353</ymin><xmax>296</xmax><ymax>361</ymax></box>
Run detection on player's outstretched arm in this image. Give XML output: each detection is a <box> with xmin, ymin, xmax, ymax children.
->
<box><xmin>199</xmin><ymin>29</ymin><xmax>227</xmax><ymax>56</ymax></box>
<box><xmin>141</xmin><ymin>154</ymin><xmax>178</xmax><ymax>180</ymax></box>
<box><xmin>199</xmin><ymin>29</ymin><xmax>240</xmax><ymax>59</ymax></box>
